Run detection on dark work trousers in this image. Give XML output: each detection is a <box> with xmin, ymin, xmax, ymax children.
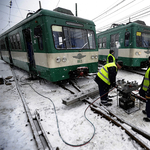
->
<box><xmin>139</xmin><ymin>88</ymin><xmax>150</xmax><ymax>118</ymax></box>
<box><xmin>146</xmin><ymin>99</ymin><xmax>150</xmax><ymax>118</ymax></box>
<box><xmin>94</xmin><ymin>75</ymin><xmax>110</xmax><ymax>103</ymax></box>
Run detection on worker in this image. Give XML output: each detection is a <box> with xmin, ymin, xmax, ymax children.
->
<box><xmin>94</xmin><ymin>61</ymin><xmax>123</xmax><ymax>106</ymax></box>
<box><xmin>106</xmin><ymin>50</ymin><xmax>116</xmax><ymax>64</ymax></box>
<box><xmin>139</xmin><ymin>56</ymin><xmax>150</xmax><ymax>122</ymax></box>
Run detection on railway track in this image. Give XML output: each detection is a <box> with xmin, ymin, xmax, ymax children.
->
<box><xmin>124</xmin><ymin>68</ymin><xmax>146</xmax><ymax>76</ymax></box>
<box><xmin>11</xmin><ymin>67</ymin><xmax>59</xmax><ymax>150</ymax></box>
<box><xmin>84</xmin><ymin>97</ymin><xmax>150</xmax><ymax>150</ymax></box>
<box><xmin>60</xmin><ymin>76</ymin><xmax>150</xmax><ymax>149</ymax></box>
<box><xmin>4</xmin><ymin>63</ymin><xmax>150</xmax><ymax>149</ymax></box>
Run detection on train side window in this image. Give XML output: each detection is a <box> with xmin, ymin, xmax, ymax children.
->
<box><xmin>16</xmin><ymin>33</ymin><xmax>21</xmax><ymax>49</ymax></box>
<box><xmin>141</xmin><ymin>33</ymin><xmax>150</xmax><ymax>47</ymax></box>
<box><xmin>34</xmin><ymin>25</ymin><xmax>43</xmax><ymax>50</ymax></box>
<box><xmin>102</xmin><ymin>37</ymin><xmax>106</xmax><ymax>48</ymax></box>
<box><xmin>111</xmin><ymin>34</ymin><xmax>115</xmax><ymax>47</ymax></box>
<box><xmin>13</xmin><ymin>35</ymin><xmax>18</xmax><ymax>49</ymax></box>
<box><xmin>88</xmin><ymin>30</ymin><xmax>96</xmax><ymax>49</ymax></box>
<box><xmin>124</xmin><ymin>32</ymin><xmax>130</xmax><ymax>47</ymax></box>
<box><xmin>98</xmin><ymin>38</ymin><xmax>102</xmax><ymax>48</ymax></box>
<box><xmin>10</xmin><ymin>36</ymin><xmax>15</xmax><ymax>49</ymax></box>
<box><xmin>52</xmin><ymin>25</ymin><xmax>66</xmax><ymax>49</ymax></box>
<box><xmin>111</xmin><ymin>34</ymin><xmax>119</xmax><ymax>47</ymax></box>
<box><xmin>136</xmin><ymin>32</ymin><xmax>142</xmax><ymax>47</ymax></box>
<box><xmin>0</xmin><ymin>40</ymin><xmax>6</xmax><ymax>50</ymax></box>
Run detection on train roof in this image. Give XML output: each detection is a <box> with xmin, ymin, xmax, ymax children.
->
<box><xmin>97</xmin><ymin>20</ymin><xmax>150</xmax><ymax>36</ymax></box>
<box><xmin>0</xmin><ymin>8</ymin><xmax>95</xmax><ymax>37</ymax></box>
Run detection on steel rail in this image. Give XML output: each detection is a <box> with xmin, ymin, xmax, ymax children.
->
<box><xmin>85</xmin><ymin>97</ymin><xmax>150</xmax><ymax>140</ymax></box>
<box><xmin>11</xmin><ymin>67</ymin><xmax>56</xmax><ymax>150</ymax></box>
<box><xmin>90</xmin><ymin>105</ymin><xmax>150</xmax><ymax>150</ymax></box>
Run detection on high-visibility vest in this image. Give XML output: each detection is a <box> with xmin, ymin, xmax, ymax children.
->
<box><xmin>106</xmin><ymin>54</ymin><xmax>116</xmax><ymax>64</ymax></box>
<box><xmin>97</xmin><ymin>62</ymin><xmax>117</xmax><ymax>85</ymax></box>
<box><xmin>142</xmin><ymin>67</ymin><xmax>150</xmax><ymax>91</ymax></box>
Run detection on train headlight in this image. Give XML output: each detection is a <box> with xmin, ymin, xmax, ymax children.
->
<box><xmin>56</xmin><ymin>57</ymin><xmax>61</xmax><ymax>63</ymax></box>
<box><xmin>95</xmin><ymin>55</ymin><xmax>98</xmax><ymax>59</ymax></box>
<box><xmin>62</xmin><ymin>56</ymin><xmax>67</xmax><ymax>62</ymax></box>
<box><xmin>91</xmin><ymin>55</ymin><xmax>94</xmax><ymax>59</ymax></box>
<box><xmin>135</xmin><ymin>51</ymin><xmax>141</xmax><ymax>56</ymax></box>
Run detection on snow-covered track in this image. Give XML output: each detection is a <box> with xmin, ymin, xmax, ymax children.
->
<box><xmin>124</xmin><ymin>68</ymin><xmax>146</xmax><ymax>76</ymax></box>
<box><xmin>91</xmin><ymin>105</ymin><xmax>150</xmax><ymax>150</ymax></box>
<box><xmin>11</xmin><ymin>66</ymin><xmax>58</xmax><ymax>150</ymax></box>
<box><xmin>62</xmin><ymin>86</ymin><xmax>99</xmax><ymax>105</ymax></box>
<box><xmin>85</xmin><ymin>97</ymin><xmax>150</xmax><ymax>150</ymax></box>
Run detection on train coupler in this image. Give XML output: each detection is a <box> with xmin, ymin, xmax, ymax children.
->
<box><xmin>77</xmin><ymin>66</ymin><xmax>89</xmax><ymax>77</ymax></box>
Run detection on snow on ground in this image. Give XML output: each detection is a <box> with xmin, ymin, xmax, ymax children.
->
<box><xmin>0</xmin><ymin>59</ymin><xmax>150</xmax><ymax>150</ymax></box>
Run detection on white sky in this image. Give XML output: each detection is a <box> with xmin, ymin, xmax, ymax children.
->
<box><xmin>0</xmin><ymin>0</ymin><xmax>150</xmax><ymax>34</ymax></box>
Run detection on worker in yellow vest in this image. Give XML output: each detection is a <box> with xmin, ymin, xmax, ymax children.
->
<box><xmin>139</xmin><ymin>56</ymin><xmax>150</xmax><ymax>122</ymax></box>
<box><xmin>106</xmin><ymin>50</ymin><xmax>116</xmax><ymax>64</ymax></box>
<box><xmin>94</xmin><ymin>61</ymin><xmax>123</xmax><ymax>106</ymax></box>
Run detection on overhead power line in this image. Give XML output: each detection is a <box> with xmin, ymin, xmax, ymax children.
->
<box><xmin>14</xmin><ymin>0</ymin><xmax>23</xmax><ymax>19</ymax></box>
<box><xmin>0</xmin><ymin>3</ymin><xmax>34</xmax><ymax>12</ymax></box>
<box><xmin>56</xmin><ymin>0</ymin><xmax>60</xmax><ymax>8</ymax></box>
<box><xmin>94</xmin><ymin>0</ymin><xmax>136</xmax><ymax>22</ymax></box>
<box><xmin>96</xmin><ymin>8</ymin><xmax>150</xmax><ymax>32</ymax></box>
<box><xmin>0</xmin><ymin>10</ymin><xmax>22</xmax><ymax>18</ymax></box>
<box><xmin>94</xmin><ymin>0</ymin><xmax>144</xmax><ymax>29</ymax></box>
<box><xmin>95</xmin><ymin>0</ymin><xmax>150</xmax><ymax>32</ymax></box>
<box><xmin>92</xmin><ymin>0</ymin><xmax>125</xmax><ymax>21</ymax></box>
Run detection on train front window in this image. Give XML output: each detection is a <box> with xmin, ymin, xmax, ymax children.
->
<box><xmin>136</xmin><ymin>32</ymin><xmax>150</xmax><ymax>47</ymax></box>
<box><xmin>52</xmin><ymin>26</ymin><xmax>66</xmax><ymax>49</ymax></box>
<box><xmin>64</xmin><ymin>27</ymin><xmax>89</xmax><ymax>49</ymax></box>
<box><xmin>52</xmin><ymin>25</ymin><xmax>96</xmax><ymax>50</ymax></box>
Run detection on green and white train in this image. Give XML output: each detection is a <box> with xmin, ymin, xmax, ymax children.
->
<box><xmin>97</xmin><ymin>20</ymin><xmax>150</xmax><ymax>68</ymax></box>
<box><xmin>0</xmin><ymin>7</ymin><xmax>98</xmax><ymax>82</ymax></box>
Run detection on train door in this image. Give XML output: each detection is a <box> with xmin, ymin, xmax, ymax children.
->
<box><xmin>110</xmin><ymin>33</ymin><xmax>119</xmax><ymax>59</ymax></box>
<box><xmin>22</xmin><ymin>29</ymin><xmax>36</xmax><ymax>71</ymax></box>
<box><xmin>5</xmin><ymin>37</ymin><xmax>13</xmax><ymax>64</ymax></box>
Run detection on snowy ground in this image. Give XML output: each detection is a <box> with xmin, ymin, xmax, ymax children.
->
<box><xmin>0</xmin><ymin>59</ymin><xmax>150</xmax><ymax>150</ymax></box>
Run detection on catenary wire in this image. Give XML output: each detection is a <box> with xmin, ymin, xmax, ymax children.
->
<box><xmin>96</xmin><ymin>6</ymin><xmax>150</xmax><ymax>32</ymax></box>
<box><xmin>93</xmin><ymin>0</ymin><xmax>125</xmax><ymax>21</ymax></box>
<box><xmin>56</xmin><ymin>0</ymin><xmax>61</xmax><ymax>8</ymax></box>
<box><xmin>94</xmin><ymin>0</ymin><xmax>136</xmax><ymax>22</ymax></box>
<box><xmin>14</xmin><ymin>0</ymin><xmax>23</xmax><ymax>19</ymax></box>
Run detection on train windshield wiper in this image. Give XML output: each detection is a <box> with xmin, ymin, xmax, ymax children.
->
<box><xmin>80</xmin><ymin>42</ymin><xmax>88</xmax><ymax>51</ymax></box>
<box><xmin>143</xmin><ymin>40</ymin><xmax>150</xmax><ymax>49</ymax></box>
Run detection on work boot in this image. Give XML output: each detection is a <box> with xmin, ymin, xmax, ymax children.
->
<box><xmin>143</xmin><ymin>117</ymin><xmax>150</xmax><ymax>122</ymax></box>
<box><xmin>142</xmin><ymin>110</ymin><xmax>147</xmax><ymax>115</ymax></box>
